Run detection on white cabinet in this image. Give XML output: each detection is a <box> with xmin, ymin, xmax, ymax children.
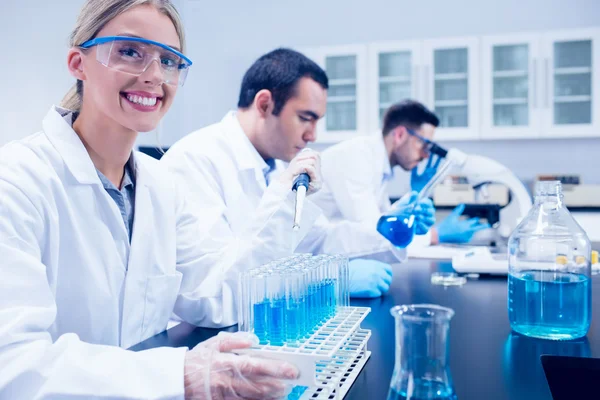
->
<box><xmin>542</xmin><ymin>29</ymin><xmax>600</xmax><ymax>138</ymax></box>
<box><xmin>367</xmin><ymin>38</ymin><xmax>480</xmax><ymax>140</ymax></box>
<box><xmin>481</xmin><ymin>28</ymin><xmax>600</xmax><ymax>139</ymax></box>
<box><xmin>367</xmin><ymin>41</ymin><xmax>422</xmax><ymax>133</ymax></box>
<box><xmin>304</xmin><ymin>28</ymin><xmax>599</xmax><ymax>143</ymax></box>
<box><xmin>422</xmin><ymin>37</ymin><xmax>480</xmax><ymax>140</ymax></box>
<box><xmin>481</xmin><ymin>34</ymin><xmax>541</xmax><ymax>139</ymax></box>
<box><xmin>303</xmin><ymin>45</ymin><xmax>369</xmax><ymax>143</ymax></box>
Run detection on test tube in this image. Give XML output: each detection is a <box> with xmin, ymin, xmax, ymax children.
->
<box><xmin>238</xmin><ymin>269</ymin><xmax>250</xmax><ymax>333</ymax></box>
<box><xmin>318</xmin><ymin>256</ymin><xmax>330</xmax><ymax>323</ymax></box>
<box><xmin>284</xmin><ymin>269</ymin><xmax>304</xmax><ymax>347</ymax></box>
<box><xmin>250</xmin><ymin>271</ymin><xmax>269</xmax><ymax>345</ymax></box>
<box><xmin>335</xmin><ymin>255</ymin><xmax>350</xmax><ymax>307</ymax></box>
<box><xmin>267</xmin><ymin>270</ymin><xmax>285</xmax><ymax>346</ymax></box>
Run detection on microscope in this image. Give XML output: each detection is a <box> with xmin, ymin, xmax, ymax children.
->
<box><xmin>426</xmin><ymin>144</ymin><xmax>533</xmax><ymax>247</ymax></box>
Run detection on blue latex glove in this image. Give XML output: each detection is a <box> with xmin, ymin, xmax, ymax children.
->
<box><xmin>348</xmin><ymin>259</ymin><xmax>393</xmax><ymax>298</ymax></box>
<box><xmin>390</xmin><ymin>191</ymin><xmax>436</xmax><ymax>236</ymax></box>
<box><xmin>437</xmin><ymin>204</ymin><xmax>491</xmax><ymax>243</ymax></box>
<box><xmin>411</xmin><ymin>154</ymin><xmax>443</xmax><ymax>192</ymax></box>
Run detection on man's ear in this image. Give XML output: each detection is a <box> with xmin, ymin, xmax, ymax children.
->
<box><xmin>254</xmin><ymin>89</ymin><xmax>274</xmax><ymax>118</ymax></box>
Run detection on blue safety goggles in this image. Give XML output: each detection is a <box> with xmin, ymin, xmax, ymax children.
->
<box><xmin>80</xmin><ymin>36</ymin><xmax>193</xmax><ymax>86</ymax></box>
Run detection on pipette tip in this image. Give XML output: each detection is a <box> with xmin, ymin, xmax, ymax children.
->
<box><xmin>292</xmin><ymin>224</ymin><xmax>300</xmax><ymax>232</ymax></box>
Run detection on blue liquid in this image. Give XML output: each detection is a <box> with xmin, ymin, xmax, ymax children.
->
<box><xmin>322</xmin><ymin>279</ymin><xmax>336</xmax><ymax>318</ymax></box>
<box><xmin>288</xmin><ymin>386</ymin><xmax>308</xmax><ymax>400</ymax></box>
<box><xmin>377</xmin><ymin>214</ymin><xmax>415</xmax><ymax>248</ymax></box>
<box><xmin>319</xmin><ymin>282</ymin><xmax>328</xmax><ymax>322</ymax></box>
<box><xmin>268</xmin><ymin>299</ymin><xmax>285</xmax><ymax>346</ymax></box>
<box><xmin>285</xmin><ymin>300</ymin><xmax>302</xmax><ymax>346</ymax></box>
<box><xmin>508</xmin><ymin>270</ymin><xmax>591</xmax><ymax>340</ymax></box>
<box><xmin>308</xmin><ymin>285</ymin><xmax>320</xmax><ymax>331</ymax></box>
<box><xmin>387</xmin><ymin>379</ymin><xmax>456</xmax><ymax>400</ymax></box>
<box><xmin>299</xmin><ymin>295</ymin><xmax>309</xmax><ymax>339</ymax></box>
<box><xmin>253</xmin><ymin>301</ymin><xmax>269</xmax><ymax>345</ymax></box>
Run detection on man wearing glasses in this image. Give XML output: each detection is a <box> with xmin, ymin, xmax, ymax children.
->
<box><xmin>311</xmin><ymin>99</ymin><xmax>490</xmax><ymax>246</ymax></box>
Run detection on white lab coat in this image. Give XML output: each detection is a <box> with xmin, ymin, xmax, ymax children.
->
<box><xmin>311</xmin><ymin>135</ymin><xmax>432</xmax><ymax>247</ymax></box>
<box><xmin>161</xmin><ymin>111</ymin><xmax>405</xmax><ymax>260</ymax></box>
<box><xmin>0</xmin><ymin>107</ymin><xmax>315</xmax><ymax>399</ymax></box>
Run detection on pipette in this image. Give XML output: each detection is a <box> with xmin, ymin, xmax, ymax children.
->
<box><xmin>292</xmin><ymin>173</ymin><xmax>310</xmax><ymax>231</ymax></box>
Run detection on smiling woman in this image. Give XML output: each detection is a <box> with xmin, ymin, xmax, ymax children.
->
<box><xmin>0</xmin><ymin>0</ymin><xmax>300</xmax><ymax>399</ymax></box>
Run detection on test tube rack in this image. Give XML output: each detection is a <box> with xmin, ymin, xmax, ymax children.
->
<box><xmin>235</xmin><ymin>306</ymin><xmax>371</xmax><ymax>399</ymax></box>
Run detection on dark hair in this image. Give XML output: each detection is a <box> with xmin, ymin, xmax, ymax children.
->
<box><xmin>237</xmin><ymin>48</ymin><xmax>329</xmax><ymax>115</ymax></box>
<box><xmin>382</xmin><ymin>100</ymin><xmax>440</xmax><ymax>136</ymax></box>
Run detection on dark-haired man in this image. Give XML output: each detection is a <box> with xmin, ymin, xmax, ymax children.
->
<box><xmin>162</xmin><ymin>50</ymin><xmax>436</xmax><ymax>298</ymax></box>
<box><xmin>312</xmin><ymin>100</ymin><xmax>490</xmax><ymax>247</ymax></box>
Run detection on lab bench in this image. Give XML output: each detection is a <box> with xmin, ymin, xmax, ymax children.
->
<box><xmin>131</xmin><ymin>258</ymin><xmax>600</xmax><ymax>400</ymax></box>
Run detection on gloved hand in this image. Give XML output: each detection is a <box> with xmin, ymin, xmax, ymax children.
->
<box><xmin>390</xmin><ymin>191</ymin><xmax>436</xmax><ymax>235</ymax></box>
<box><xmin>348</xmin><ymin>259</ymin><xmax>393</xmax><ymax>298</ymax></box>
<box><xmin>437</xmin><ymin>204</ymin><xmax>491</xmax><ymax>244</ymax></box>
<box><xmin>276</xmin><ymin>148</ymin><xmax>322</xmax><ymax>194</ymax></box>
<box><xmin>411</xmin><ymin>154</ymin><xmax>442</xmax><ymax>192</ymax></box>
<box><xmin>184</xmin><ymin>331</ymin><xmax>298</xmax><ymax>400</ymax></box>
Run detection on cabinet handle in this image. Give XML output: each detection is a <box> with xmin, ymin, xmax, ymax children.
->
<box><xmin>544</xmin><ymin>58</ymin><xmax>550</xmax><ymax>109</ymax></box>
<box><xmin>532</xmin><ymin>59</ymin><xmax>537</xmax><ymax>109</ymax></box>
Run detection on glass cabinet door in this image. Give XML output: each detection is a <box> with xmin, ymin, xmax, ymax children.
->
<box><xmin>543</xmin><ymin>29</ymin><xmax>599</xmax><ymax>138</ymax></box>
<box><xmin>492</xmin><ymin>44</ymin><xmax>530</xmax><ymax>127</ymax></box>
<box><xmin>325</xmin><ymin>55</ymin><xmax>357</xmax><ymax>131</ymax></box>
<box><xmin>481</xmin><ymin>35</ymin><xmax>541</xmax><ymax>139</ymax></box>
<box><xmin>433</xmin><ymin>48</ymin><xmax>469</xmax><ymax>128</ymax></box>
<box><xmin>367</xmin><ymin>41</ymin><xmax>421</xmax><ymax>133</ymax></box>
<box><xmin>552</xmin><ymin>39</ymin><xmax>592</xmax><ymax>125</ymax></box>
<box><xmin>423</xmin><ymin>37</ymin><xmax>479</xmax><ymax>140</ymax></box>
<box><xmin>377</xmin><ymin>51</ymin><xmax>413</xmax><ymax>126</ymax></box>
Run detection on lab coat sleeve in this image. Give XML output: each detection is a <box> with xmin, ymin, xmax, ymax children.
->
<box><xmin>0</xmin><ymin>179</ymin><xmax>187</xmax><ymax>400</ymax></box>
<box><xmin>172</xmin><ymin>178</ymin><xmax>321</xmax><ymax>328</ymax></box>
<box><xmin>321</xmin><ymin>146</ymin><xmax>383</xmax><ymax>228</ymax></box>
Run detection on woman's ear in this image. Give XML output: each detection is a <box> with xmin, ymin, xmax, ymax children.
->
<box><xmin>67</xmin><ymin>48</ymin><xmax>87</xmax><ymax>81</ymax></box>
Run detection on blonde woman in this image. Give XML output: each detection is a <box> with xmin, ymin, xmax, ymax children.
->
<box><xmin>0</xmin><ymin>0</ymin><xmax>302</xmax><ymax>398</ymax></box>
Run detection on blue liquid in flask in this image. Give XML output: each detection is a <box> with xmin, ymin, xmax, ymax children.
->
<box><xmin>508</xmin><ymin>271</ymin><xmax>591</xmax><ymax>340</ymax></box>
<box><xmin>377</xmin><ymin>214</ymin><xmax>416</xmax><ymax>248</ymax></box>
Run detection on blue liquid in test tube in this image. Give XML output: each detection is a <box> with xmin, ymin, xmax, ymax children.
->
<box><xmin>268</xmin><ymin>298</ymin><xmax>285</xmax><ymax>346</ymax></box>
<box><xmin>253</xmin><ymin>300</ymin><xmax>269</xmax><ymax>345</ymax></box>
<box><xmin>285</xmin><ymin>299</ymin><xmax>301</xmax><ymax>346</ymax></box>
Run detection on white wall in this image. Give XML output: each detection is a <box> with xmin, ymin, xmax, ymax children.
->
<box><xmin>179</xmin><ymin>0</ymin><xmax>600</xmax><ymax>193</ymax></box>
<box><xmin>0</xmin><ymin>0</ymin><xmax>85</xmax><ymax>145</ymax></box>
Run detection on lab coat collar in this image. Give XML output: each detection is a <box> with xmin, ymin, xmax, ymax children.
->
<box><xmin>43</xmin><ymin>106</ymin><xmax>103</xmax><ymax>185</ymax></box>
<box><xmin>43</xmin><ymin>106</ymin><xmax>142</xmax><ymax>187</ymax></box>
<box><xmin>221</xmin><ymin>111</ymin><xmax>270</xmax><ymax>174</ymax></box>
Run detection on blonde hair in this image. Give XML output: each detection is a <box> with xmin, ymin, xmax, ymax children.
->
<box><xmin>61</xmin><ymin>0</ymin><xmax>186</xmax><ymax>111</ymax></box>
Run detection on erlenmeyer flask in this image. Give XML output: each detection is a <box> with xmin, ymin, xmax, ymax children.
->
<box><xmin>388</xmin><ymin>304</ymin><xmax>456</xmax><ymax>400</ymax></box>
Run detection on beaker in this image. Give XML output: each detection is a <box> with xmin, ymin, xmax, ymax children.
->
<box><xmin>388</xmin><ymin>304</ymin><xmax>456</xmax><ymax>400</ymax></box>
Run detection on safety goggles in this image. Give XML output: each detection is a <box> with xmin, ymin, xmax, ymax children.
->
<box><xmin>80</xmin><ymin>36</ymin><xmax>193</xmax><ymax>87</ymax></box>
<box><xmin>406</xmin><ymin>127</ymin><xmax>448</xmax><ymax>159</ymax></box>
<box><xmin>406</xmin><ymin>128</ymin><xmax>434</xmax><ymax>154</ymax></box>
